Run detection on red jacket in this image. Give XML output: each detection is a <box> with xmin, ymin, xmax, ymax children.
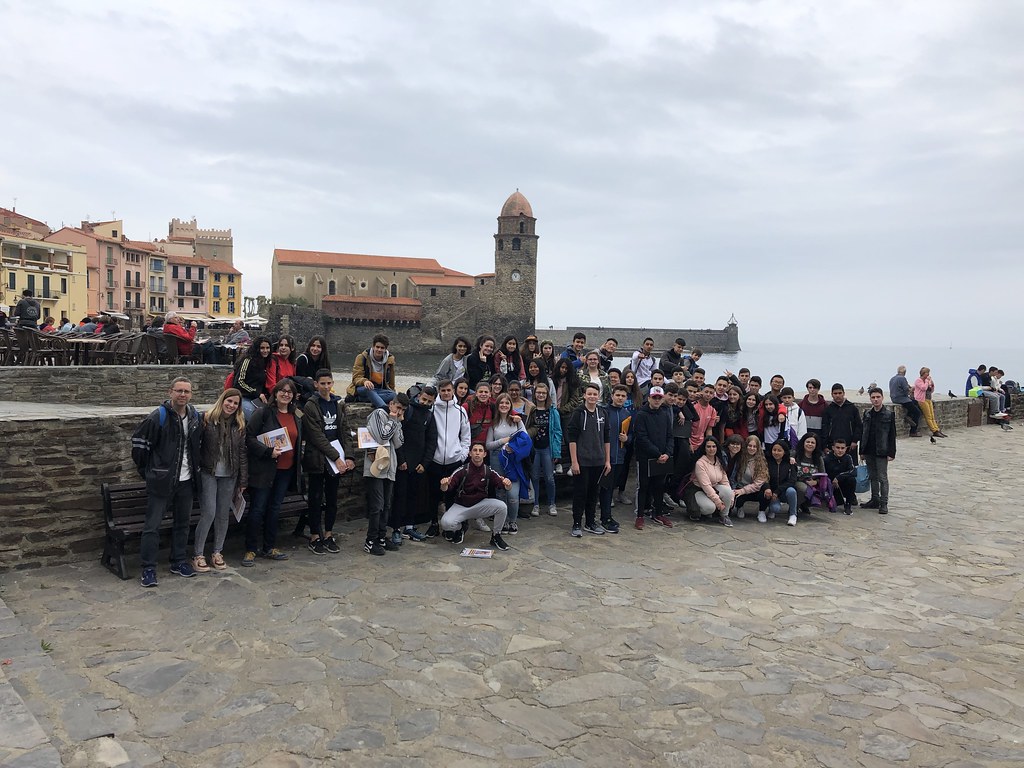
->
<box><xmin>163</xmin><ymin>321</ymin><xmax>196</xmax><ymax>355</ymax></box>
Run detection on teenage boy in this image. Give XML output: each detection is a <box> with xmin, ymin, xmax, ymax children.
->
<box><xmin>561</xmin><ymin>332</ymin><xmax>587</xmax><ymax>369</ymax></box>
<box><xmin>362</xmin><ymin>394</ymin><xmax>407</xmax><ymax>555</ymax></box>
<box><xmin>659</xmin><ymin>338</ymin><xmax>686</xmax><ymax>376</ymax></box>
<box><xmin>131</xmin><ymin>377</ymin><xmax>202</xmax><ymax>587</ymax></box>
<box><xmin>392</xmin><ymin>385</ymin><xmax>438</xmax><ymax>544</ymax></box>
<box><xmin>748</xmin><ymin>376</ymin><xmax>762</xmax><ymax>397</ymax></box>
<box><xmin>824</xmin><ymin>439</ymin><xmax>857</xmax><ymax>514</ymax></box>
<box><xmin>13</xmin><ymin>289</ymin><xmax>41</xmax><ymax>328</ymax></box>
<box><xmin>779</xmin><ymin>387</ymin><xmax>807</xmax><ymax>440</ymax></box>
<box><xmin>439</xmin><ymin>443</ymin><xmax>511</xmax><ymax>551</ymax></box>
<box><xmin>633</xmin><ymin>386</ymin><xmax>674</xmax><ymax>529</ymax></box>
<box><xmin>670</xmin><ymin>368</ymin><xmax>687</xmax><ymax>388</ymax></box>
<box><xmin>348</xmin><ymin>333</ymin><xmax>397</xmax><ymax>409</ymax></box>
<box><xmin>426</xmin><ymin>379</ymin><xmax>471</xmax><ymax>538</ymax></box>
<box><xmin>691</xmin><ymin>368</ymin><xmax>706</xmax><ymax>388</ymax></box>
<box><xmin>800</xmin><ymin>379</ymin><xmax>827</xmax><ymax>440</ymax></box>
<box><xmin>598</xmin><ymin>338</ymin><xmax>618</xmax><ymax>373</ymax></box>
<box><xmin>888</xmin><ymin>366</ymin><xmax>922</xmax><ymax>437</ymax></box>
<box><xmin>822</xmin><ymin>384</ymin><xmax>862</xmax><ymax>457</ymax></box>
<box><xmin>302</xmin><ymin>369</ymin><xmax>356</xmax><ymax>555</ymax></box>
<box><xmin>631</xmin><ymin>337</ymin><xmax>657</xmax><ymax>387</ymax></box>
<box><xmin>567</xmin><ymin>383</ymin><xmax>612</xmax><ymax>537</ymax></box>
<box><xmin>768</xmin><ymin>375</ymin><xmax>785</xmax><ymax>399</ymax></box>
<box><xmin>681</xmin><ymin>348</ymin><xmax>702</xmax><ymax>377</ymax></box>
<box><xmin>690</xmin><ymin>384</ymin><xmax>720</xmax><ymax>455</ymax></box>
<box><xmin>860</xmin><ymin>387</ymin><xmax>896</xmax><ymax>515</ymax></box>
<box><xmin>599</xmin><ymin>384</ymin><xmax>630</xmax><ymax>533</ymax></box>
<box><xmin>644</xmin><ymin>369</ymin><xmax>666</xmax><ymax>399</ymax></box>
<box><xmin>667</xmin><ymin>381</ymin><xmax>698</xmax><ymax>505</ymax></box>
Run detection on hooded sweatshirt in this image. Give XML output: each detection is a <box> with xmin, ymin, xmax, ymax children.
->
<box><xmin>432</xmin><ymin>396</ymin><xmax>470</xmax><ymax>465</ymax></box>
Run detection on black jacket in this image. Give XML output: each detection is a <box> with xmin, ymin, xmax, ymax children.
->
<box><xmin>822</xmin><ymin>401</ymin><xmax>862</xmax><ymax>447</ymax></box>
<box><xmin>398</xmin><ymin>400</ymin><xmax>438</xmax><ymax>470</ymax></box>
<box><xmin>131</xmin><ymin>401</ymin><xmax>202</xmax><ymax>496</ymax></box>
<box><xmin>633</xmin><ymin>403</ymin><xmax>674</xmax><ymax>460</ymax></box>
<box><xmin>246</xmin><ymin>405</ymin><xmax>304</xmax><ymax>489</ymax></box>
<box><xmin>766</xmin><ymin>458</ymin><xmax>796</xmax><ymax>494</ymax></box>
<box><xmin>301</xmin><ymin>395</ymin><xmax>345</xmax><ymax>475</ymax></box>
<box><xmin>199</xmin><ymin>416</ymin><xmax>249</xmax><ymax>486</ymax></box>
<box><xmin>860</xmin><ymin>406</ymin><xmax>897</xmax><ymax>459</ymax></box>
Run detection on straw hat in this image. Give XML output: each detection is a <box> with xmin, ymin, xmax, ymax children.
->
<box><xmin>369</xmin><ymin>446</ymin><xmax>391</xmax><ymax>478</ymax></box>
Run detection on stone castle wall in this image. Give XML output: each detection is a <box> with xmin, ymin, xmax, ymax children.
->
<box><xmin>0</xmin><ymin>365</ymin><xmax>230</xmax><ymax>405</ymax></box>
<box><xmin>556</xmin><ymin>325</ymin><xmax>740</xmax><ymax>353</ymax></box>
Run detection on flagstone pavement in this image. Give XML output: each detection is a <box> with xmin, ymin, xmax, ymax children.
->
<box><xmin>1</xmin><ymin>425</ymin><xmax>1022</xmax><ymax>767</ymax></box>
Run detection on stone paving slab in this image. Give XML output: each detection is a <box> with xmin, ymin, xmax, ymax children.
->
<box><xmin>1</xmin><ymin>425</ymin><xmax>1023</xmax><ymax>766</ymax></box>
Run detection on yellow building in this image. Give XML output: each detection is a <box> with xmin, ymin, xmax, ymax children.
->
<box><xmin>0</xmin><ymin>234</ymin><xmax>88</xmax><ymax>323</ymax></box>
<box><xmin>210</xmin><ymin>262</ymin><xmax>242</xmax><ymax>318</ymax></box>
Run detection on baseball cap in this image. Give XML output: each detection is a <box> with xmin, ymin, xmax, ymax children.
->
<box><xmin>649</xmin><ymin>386</ymin><xmax>665</xmax><ymax>398</ymax></box>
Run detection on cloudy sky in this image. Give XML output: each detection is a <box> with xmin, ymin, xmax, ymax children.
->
<box><xmin>2</xmin><ymin>0</ymin><xmax>1021</xmax><ymax>347</ymax></box>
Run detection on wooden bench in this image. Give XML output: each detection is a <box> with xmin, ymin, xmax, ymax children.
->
<box><xmin>100</xmin><ymin>481</ymin><xmax>307</xmax><ymax>579</ymax></box>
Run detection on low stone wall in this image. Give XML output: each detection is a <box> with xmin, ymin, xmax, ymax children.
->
<box><xmin>0</xmin><ymin>403</ymin><xmax>373</xmax><ymax>572</ymax></box>
<box><xmin>0</xmin><ymin>365</ymin><xmax>230</xmax><ymax>405</ymax></box>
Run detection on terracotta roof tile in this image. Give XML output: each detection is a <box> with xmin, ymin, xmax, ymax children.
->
<box><xmin>275</xmin><ymin>248</ymin><xmax>446</xmax><ymax>273</ymax></box>
<box><xmin>0</xmin><ymin>207</ymin><xmax>48</xmax><ymax>227</ymax></box>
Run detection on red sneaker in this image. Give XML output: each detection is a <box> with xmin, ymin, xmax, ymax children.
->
<box><xmin>634</xmin><ymin>516</ymin><xmax>644</xmax><ymax>530</ymax></box>
<box><xmin>653</xmin><ymin>515</ymin><xmax>674</xmax><ymax>528</ymax></box>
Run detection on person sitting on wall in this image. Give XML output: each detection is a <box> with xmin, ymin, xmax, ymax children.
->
<box><xmin>162</xmin><ymin>311</ymin><xmax>197</xmax><ymax>358</ymax></box>
<box><xmin>347</xmin><ymin>333</ymin><xmax>396</xmax><ymax>408</ymax></box>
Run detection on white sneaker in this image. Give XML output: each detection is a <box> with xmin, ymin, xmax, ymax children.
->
<box><xmin>530</xmin><ymin>506</ymin><xmax>540</xmax><ymax>517</ymax></box>
<box><xmin>757</xmin><ymin>511</ymin><xmax>767</xmax><ymax>523</ymax></box>
<box><xmin>548</xmin><ymin>505</ymin><xmax>558</xmax><ymax>516</ymax></box>
<box><xmin>787</xmin><ymin>514</ymin><xmax>797</xmax><ymax>527</ymax></box>
<box><xmin>993</xmin><ymin>411</ymin><xmax>1008</xmax><ymax>418</ymax></box>
<box><xmin>474</xmin><ymin>518</ymin><xmax>491</xmax><ymax>532</ymax></box>
<box><xmin>662</xmin><ymin>493</ymin><xmax>677</xmax><ymax>508</ymax></box>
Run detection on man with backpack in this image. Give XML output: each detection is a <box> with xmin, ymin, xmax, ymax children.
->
<box><xmin>130</xmin><ymin>377</ymin><xmax>203</xmax><ymax>587</ymax></box>
<box><xmin>13</xmin><ymin>289</ymin><xmax>41</xmax><ymax>328</ymax></box>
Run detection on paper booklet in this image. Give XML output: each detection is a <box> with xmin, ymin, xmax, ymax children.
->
<box><xmin>257</xmin><ymin>427</ymin><xmax>293</xmax><ymax>452</ymax></box>
<box><xmin>326</xmin><ymin>439</ymin><xmax>346</xmax><ymax>474</ymax></box>
<box><xmin>460</xmin><ymin>548</ymin><xmax>493</xmax><ymax>558</ymax></box>
<box><xmin>357</xmin><ymin>427</ymin><xmax>380</xmax><ymax>449</ymax></box>
<box><xmin>230</xmin><ymin>488</ymin><xmax>246</xmax><ymax>522</ymax></box>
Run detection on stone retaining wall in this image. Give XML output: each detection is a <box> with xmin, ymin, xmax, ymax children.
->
<box><xmin>0</xmin><ymin>365</ymin><xmax>231</xmax><ymax>405</ymax></box>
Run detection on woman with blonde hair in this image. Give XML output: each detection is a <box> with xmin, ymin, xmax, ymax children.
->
<box><xmin>914</xmin><ymin>367</ymin><xmax>947</xmax><ymax>439</ymax></box>
<box><xmin>193</xmin><ymin>388</ymin><xmax>248</xmax><ymax>572</ymax></box>
<box><xmin>732</xmin><ymin>434</ymin><xmax>769</xmax><ymax>521</ymax></box>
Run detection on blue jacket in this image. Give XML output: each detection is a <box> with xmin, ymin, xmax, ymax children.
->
<box><xmin>605</xmin><ymin>403</ymin><xmax>632</xmax><ymax>465</ymax></box>
<box><xmin>500</xmin><ymin>429</ymin><xmax>534</xmax><ymax>499</ymax></box>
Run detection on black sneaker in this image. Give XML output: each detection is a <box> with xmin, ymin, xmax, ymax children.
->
<box><xmin>169</xmin><ymin>561</ymin><xmax>196</xmax><ymax>577</ymax></box>
<box><xmin>425</xmin><ymin>522</ymin><xmax>440</xmax><ymax>538</ymax></box>
<box><xmin>451</xmin><ymin>528</ymin><xmax>465</xmax><ymax>544</ymax></box>
<box><xmin>308</xmin><ymin>538</ymin><xmax>326</xmax><ymax>555</ymax></box>
<box><xmin>602</xmin><ymin>518</ymin><xmax>620</xmax><ymax>534</ymax></box>
<box><xmin>292</xmin><ymin>521</ymin><xmax>308</xmax><ymax>538</ymax></box>
<box><xmin>860</xmin><ymin>499</ymin><xmax>879</xmax><ymax>509</ymax></box>
<box><xmin>879</xmin><ymin>507</ymin><xmax>889</xmax><ymax>515</ymax></box>
<box><xmin>843</xmin><ymin>504</ymin><xmax>853</xmax><ymax>516</ymax></box>
<box><xmin>364</xmin><ymin>539</ymin><xmax>385</xmax><ymax>556</ymax></box>
<box><xmin>490</xmin><ymin>534</ymin><xmax>510</xmax><ymax>551</ymax></box>
<box><xmin>384</xmin><ymin>536</ymin><xmax>400</xmax><ymax>551</ymax></box>
<box><xmin>507</xmin><ymin>521</ymin><xmax>518</xmax><ymax>535</ymax></box>
<box><xmin>323</xmin><ymin>536</ymin><xmax>341</xmax><ymax>554</ymax></box>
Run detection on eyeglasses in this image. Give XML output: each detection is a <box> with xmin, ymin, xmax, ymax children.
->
<box><xmin>278</xmin><ymin>390</ymin><xmax>295</xmax><ymax>396</ymax></box>
<box><xmin>172</xmin><ymin>389</ymin><xmax>192</xmax><ymax>394</ymax></box>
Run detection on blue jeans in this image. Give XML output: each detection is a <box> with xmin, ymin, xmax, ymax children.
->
<box><xmin>246</xmin><ymin>469</ymin><xmax>290</xmax><ymax>553</ymax></box>
<box><xmin>356</xmin><ymin>386</ymin><xmax>396</xmax><ymax>410</ymax></box>
<box><xmin>241</xmin><ymin>398</ymin><xmax>262</xmax><ymax>420</ymax></box>
<box><xmin>491</xmin><ymin>453</ymin><xmax>520</xmax><ymax>522</ymax></box>
<box><xmin>764</xmin><ymin>486</ymin><xmax>799</xmax><ymax>516</ymax></box>
<box><xmin>531</xmin><ymin>447</ymin><xmax>556</xmax><ymax>507</ymax></box>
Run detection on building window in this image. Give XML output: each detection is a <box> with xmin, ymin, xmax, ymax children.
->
<box><xmin>150</xmin><ymin>297</ymin><xmax>156</xmax><ymax>309</ymax></box>
<box><xmin>213</xmin><ymin>285</ymin><xmax>220</xmax><ymax>298</ymax></box>
<box><xmin>519</xmin><ymin>221</ymin><xmax>525</xmax><ymax>233</ymax></box>
<box><xmin>42</xmin><ymin>276</ymin><xmax>50</xmax><ymax>297</ymax></box>
<box><xmin>459</xmin><ymin>290</ymin><xmax>466</xmax><ymax>298</ymax></box>
<box><xmin>158</xmin><ymin>298</ymin><xmax>165</xmax><ymax>311</ymax></box>
<box><xmin>172</xmin><ymin>265</ymin><xmax>178</xmax><ymax>278</ymax></box>
<box><xmin>328</xmin><ymin>280</ymin><xmax>336</xmax><ymax>295</ymax></box>
<box><xmin>497</xmin><ymin>239</ymin><xmax>504</xmax><ymax>251</ymax></box>
<box><xmin>193</xmin><ymin>299</ymin><xmax>200</xmax><ymax>309</ymax></box>
<box><xmin>430</xmin><ymin>288</ymin><xmax>437</xmax><ymax>297</ymax></box>
<box><xmin>228</xmin><ymin>302</ymin><xmax>235</xmax><ymax>314</ymax></box>
<box><xmin>390</xmin><ymin>284</ymin><xmax>398</xmax><ymax>298</ymax></box>
<box><xmin>479</xmin><ymin>279</ymin><xmax>485</xmax><ymax>285</ymax></box>
<box><xmin>152</xmin><ymin>259</ymin><xmax>163</xmax><ymax>272</ymax></box>
<box><xmin>178</xmin><ymin>281</ymin><xmax>185</xmax><ymax>296</ymax></box>
<box><xmin>198</xmin><ymin>267</ymin><xmax>205</xmax><ymax>281</ymax></box>
<box><xmin>61</xmin><ymin>277</ymin><xmax>67</xmax><ymax>293</ymax></box>
<box><xmin>359</xmin><ymin>280</ymin><xmax>367</xmax><ymax>290</ymax></box>
<box><xmin>125</xmin><ymin>292</ymin><xmax>130</xmax><ymax>306</ymax></box>
<box><xmin>214</xmin><ymin>273</ymin><xmax>221</xmax><ymax>282</ymax></box>
<box><xmin>185</xmin><ymin>266</ymin><xmax>192</xmax><ymax>280</ymax></box>
<box><xmin>227</xmin><ymin>287</ymin><xmax>235</xmax><ymax>298</ymax></box>
<box><xmin>512</xmin><ymin>238</ymin><xmax>521</xmax><ymax>251</ymax></box>
<box><xmin>125</xmin><ymin>269</ymin><xmax>131</xmax><ymax>285</ymax></box>
<box><xmin>107</xmin><ymin>269</ymin><xmax>114</xmax><ymax>287</ymax></box>
<box><xmin>7</xmin><ymin>273</ymin><xmax>14</xmax><ymax>290</ymax></box>
<box><xmin>106</xmin><ymin>246</ymin><xmax>113</xmax><ymax>262</ymax></box>
<box><xmin>27</xmin><ymin>274</ymin><xmax>35</xmax><ymax>292</ymax></box>
<box><xmin>135</xmin><ymin>271</ymin><xmax>141</xmax><ymax>287</ymax></box>
<box><xmin>178</xmin><ymin>299</ymin><xmax>184</xmax><ymax>309</ymax></box>
<box><xmin>295</xmin><ymin>276</ymin><xmax>304</xmax><ymax>287</ymax></box>
<box><xmin>111</xmin><ymin>229</ymin><xmax>118</xmax><ymax>238</ymax></box>
<box><xmin>228</xmin><ymin>274</ymin><xmax>234</xmax><ymax>283</ymax></box>
<box><xmin>135</xmin><ymin>292</ymin><xmax>141</xmax><ymax>307</ymax></box>
<box><xmin>213</xmin><ymin>301</ymin><xmax>221</xmax><ymax>313</ymax></box>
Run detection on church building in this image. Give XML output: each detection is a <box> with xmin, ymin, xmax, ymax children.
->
<box><xmin>270</xmin><ymin>190</ymin><xmax>538</xmax><ymax>348</ymax></box>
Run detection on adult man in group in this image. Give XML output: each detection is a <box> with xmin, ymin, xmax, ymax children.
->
<box><xmin>12</xmin><ymin>289</ymin><xmax>40</xmax><ymax>328</ymax></box>
<box><xmin>630</xmin><ymin>337</ymin><xmax>657</xmax><ymax>388</ymax></box>
<box><xmin>162</xmin><ymin>311</ymin><xmax>198</xmax><ymax>358</ymax></box>
<box><xmin>633</xmin><ymin>385</ymin><xmax>674</xmax><ymax>529</ymax></box>
<box><xmin>199</xmin><ymin>319</ymin><xmax>252</xmax><ymax>363</ymax></box>
<box><xmin>131</xmin><ymin>377</ymin><xmax>202</xmax><ymax>587</ymax></box>
<box><xmin>821</xmin><ymin>383</ymin><xmax>862</xmax><ymax>458</ymax></box>
<box><xmin>659</xmin><ymin>338</ymin><xmax>686</xmax><ymax>376</ymax></box>
<box><xmin>348</xmin><ymin>333</ymin><xmax>397</xmax><ymax>409</ymax></box>
<box><xmin>426</xmin><ymin>379</ymin><xmax>471</xmax><ymax>538</ymax></box>
<box><xmin>860</xmin><ymin>387</ymin><xmax>896</xmax><ymax>515</ymax></box>
<box><xmin>888</xmin><ymin>365</ymin><xmax>921</xmax><ymax>437</ymax></box>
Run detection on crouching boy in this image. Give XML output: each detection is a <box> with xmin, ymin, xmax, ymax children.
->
<box><xmin>439</xmin><ymin>442</ymin><xmax>512</xmax><ymax>551</ymax></box>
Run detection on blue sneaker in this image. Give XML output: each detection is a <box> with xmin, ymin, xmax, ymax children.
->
<box><xmin>402</xmin><ymin>527</ymin><xmax>427</xmax><ymax>542</ymax></box>
<box><xmin>169</xmin><ymin>561</ymin><xmax>196</xmax><ymax>578</ymax></box>
<box><xmin>140</xmin><ymin>567</ymin><xmax>158</xmax><ymax>588</ymax></box>
<box><xmin>390</xmin><ymin>530</ymin><xmax>404</xmax><ymax>547</ymax></box>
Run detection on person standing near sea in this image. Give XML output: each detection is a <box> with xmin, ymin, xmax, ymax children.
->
<box><xmin>859</xmin><ymin>387</ymin><xmax>896</xmax><ymax>515</ymax></box>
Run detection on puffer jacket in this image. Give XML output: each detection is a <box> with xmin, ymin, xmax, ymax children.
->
<box><xmin>131</xmin><ymin>401</ymin><xmax>202</xmax><ymax>496</ymax></box>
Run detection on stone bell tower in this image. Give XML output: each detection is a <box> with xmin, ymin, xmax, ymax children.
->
<box><xmin>489</xmin><ymin>190</ymin><xmax>538</xmax><ymax>342</ymax></box>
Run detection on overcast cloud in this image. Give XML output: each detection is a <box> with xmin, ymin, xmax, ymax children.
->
<box><xmin>1</xmin><ymin>0</ymin><xmax>1021</xmax><ymax>347</ymax></box>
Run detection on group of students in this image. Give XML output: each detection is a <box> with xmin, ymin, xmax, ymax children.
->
<box><xmin>130</xmin><ymin>330</ymin><xmax>911</xmax><ymax>587</ymax></box>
